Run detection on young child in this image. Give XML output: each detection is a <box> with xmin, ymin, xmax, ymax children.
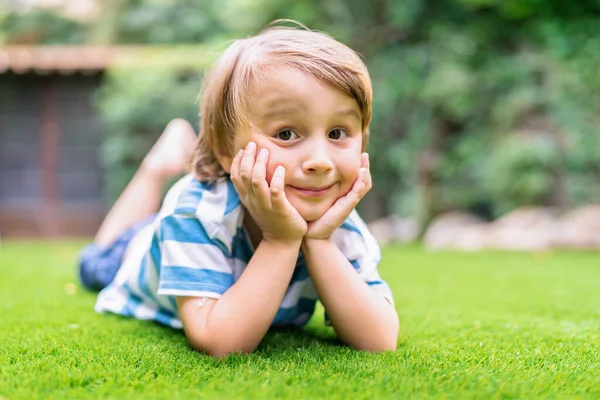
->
<box><xmin>79</xmin><ymin>26</ymin><xmax>399</xmax><ymax>357</ymax></box>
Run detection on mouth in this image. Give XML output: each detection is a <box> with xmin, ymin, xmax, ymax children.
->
<box><xmin>289</xmin><ymin>185</ymin><xmax>333</xmax><ymax>198</ymax></box>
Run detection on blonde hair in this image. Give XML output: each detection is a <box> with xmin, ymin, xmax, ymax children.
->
<box><xmin>191</xmin><ymin>24</ymin><xmax>373</xmax><ymax>182</ymax></box>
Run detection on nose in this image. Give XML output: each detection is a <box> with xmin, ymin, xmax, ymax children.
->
<box><xmin>302</xmin><ymin>144</ymin><xmax>333</xmax><ymax>174</ymax></box>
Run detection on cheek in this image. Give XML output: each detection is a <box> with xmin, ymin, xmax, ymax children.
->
<box><xmin>267</xmin><ymin>155</ymin><xmax>288</xmax><ymax>186</ymax></box>
<box><xmin>340</xmin><ymin>157</ymin><xmax>362</xmax><ymax>184</ymax></box>
<box><xmin>263</xmin><ymin>149</ymin><xmax>288</xmax><ymax>185</ymax></box>
<box><xmin>232</xmin><ymin>132</ymin><xmax>251</xmax><ymax>155</ymax></box>
<box><xmin>265</xmin><ymin>163</ymin><xmax>276</xmax><ymax>185</ymax></box>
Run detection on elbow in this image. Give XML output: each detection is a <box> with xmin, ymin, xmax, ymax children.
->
<box><xmin>373</xmin><ymin>336</ymin><xmax>398</xmax><ymax>353</ymax></box>
<box><xmin>203</xmin><ymin>345</ymin><xmax>257</xmax><ymax>358</ymax></box>
<box><xmin>357</xmin><ymin>335</ymin><xmax>398</xmax><ymax>353</ymax></box>
<box><xmin>381</xmin><ymin>316</ymin><xmax>401</xmax><ymax>352</ymax></box>
<box><xmin>200</xmin><ymin>346</ymin><xmax>243</xmax><ymax>359</ymax></box>
<box><xmin>188</xmin><ymin>335</ymin><xmax>258</xmax><ymax>358</ymax></box>
<box><xmin>358</xmin><ymin>317</ymin><xmax>400</xmax><ymax>353</ymax></box>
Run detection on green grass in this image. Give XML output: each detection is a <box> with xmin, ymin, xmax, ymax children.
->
<box><xmin>1</xmin><ymin>241</ymin><xmax>599</xmax><ymax>399</ymax></box>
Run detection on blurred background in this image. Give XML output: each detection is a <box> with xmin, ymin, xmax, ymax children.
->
<box><xmin>0</xmin><ymin>0</ymin><xmax>599</xmax><ymax>250</ymax></box>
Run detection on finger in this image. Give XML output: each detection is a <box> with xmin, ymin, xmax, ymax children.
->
<box><xmin>269</xmin><ymin>165</ymin><xmax>288</xmax><ymax>208</ymax></box>
<box><xmin>240</xmin><ymin>142</ymin><xmax>257</xmax><ymax>197</ymax></box>
<box><xmin>312</xmin><ymin>190</ymin><xmax>357</xmax><ymax>234</ymax></box>
<box><xmin>363</xmin><ymin>165</ymin><xmax>373</xmax><ymax>192</ymax></box>
<box><xmin>361</xmin><ymin>152</ymin><xmax>370</xmax><ymax>169</ymax></box>
<box><xmin>251</xmin><ymin>148</ymin><xmax>271</xmax><ymax>207</ymax></box>
<box><xmin>230</xmin><ymin>149</ymin><xmax>247</xmax><ymax>197</ymax></box>
<box><xmin>359</xmin><ymin>153</ymin><xmax>372</xmax><ymax>191</ymax></box>
<box><xmin>346</xmin><ymin>168</ymin><xmax>368</xmax><ymax>205</ymax></box>
<box><xmin>311</xmin><ymin>167</ymin><xmax>367</xmax><ymax>229</ymax></box>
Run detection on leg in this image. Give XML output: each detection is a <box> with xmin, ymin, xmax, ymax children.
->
<box><xmin>94</xmin><ymin>118</ymin><xmax>196</xmax><ymax>246</ymax></box>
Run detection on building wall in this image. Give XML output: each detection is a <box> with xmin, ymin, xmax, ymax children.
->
<box><xmin>0</xmin><ymin>72</ymin><xmax>107</xmax><ymax>237</ymax></box>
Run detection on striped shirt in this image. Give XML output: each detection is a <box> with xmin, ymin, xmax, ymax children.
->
<box><xmin>95</xmin><ymin>174</ymin><xmax>393</xmax><ymax>329</ymax></box>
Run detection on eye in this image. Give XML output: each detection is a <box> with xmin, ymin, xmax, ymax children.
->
<box><xmin>275</xmin><ymin>129</ymin><xmax>298</xmax><ymax>141</ymax></box>
<box><xmin>328</xmin><ymin>129</ymin><xmax>348</xmax><ymax>140</ymax></box>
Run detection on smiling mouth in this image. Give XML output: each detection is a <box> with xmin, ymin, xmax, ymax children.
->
<box><xmin>289</xmin><ymin>185</ymin><xmax>333</xmax><ymax>198</ymax></box>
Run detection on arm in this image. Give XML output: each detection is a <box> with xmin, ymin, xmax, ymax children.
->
<box><xmin>302</xmin><ymin>238</ymin><xmax>399</xmax><ymax>352</ymax></box>
<box><xmin>177</xmin><ymin>238</ymin><xmax>300</xmax><ymax>357</ymax></box>
<box><xmin>178</xmin><ymin>142</ymin><xmax>307</xmax><ymax>357</ymax></box>
<box><xmin>302</xmin><ymin>153</ymin><xmax>398</xmax><ymax>351</ymax></box>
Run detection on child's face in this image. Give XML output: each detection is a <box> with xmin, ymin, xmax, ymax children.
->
<box><xmin>226</xmin><ymin>65</ymin><xmax>364</xmax><ymax>222</ymax></box>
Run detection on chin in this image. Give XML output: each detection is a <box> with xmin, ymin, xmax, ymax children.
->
<box><xmin>296</xmin><ymin>204</ymin><xmax>330</xmax><ymax>222</ymax></box>
<box><xmin>301</xmin><ymin>212</ymin><xmax>322</xmax><ymax>222</ymax></box>
<box><xmin>287</xmin><ymin>192</ymin><xmax>339</xmax><ymax>222</ymax></box>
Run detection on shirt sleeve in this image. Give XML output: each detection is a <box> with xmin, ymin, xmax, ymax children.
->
<box><xmin>156</xmin><ymin>213</ymin><xmax>235</xmax><ymax>299</ymax></box>
<box><xmin>330</xmin><ymin>210</ymin><xmax>395</xmax><ymax>306</ymax></box>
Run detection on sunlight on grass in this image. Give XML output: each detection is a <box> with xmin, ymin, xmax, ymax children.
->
<box><xmin>1</xmin><ymin>241</ymin><xmax>599</xmax><ymax>399</ymax></box>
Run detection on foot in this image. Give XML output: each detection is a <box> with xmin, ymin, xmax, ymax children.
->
<box><xmin>141</xmin><ymin>119</ymin><xmax>196</xmax><ymax>179</ymax></box>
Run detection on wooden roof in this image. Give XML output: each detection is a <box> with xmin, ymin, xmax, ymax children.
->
<box><xmin>0</xmin><ymin>45</ymin><xmax>216</xmax><ymax>74</ymax></box>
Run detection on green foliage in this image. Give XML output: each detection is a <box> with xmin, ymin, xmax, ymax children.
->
<box><xmin>95</xmin><ymin>68</ymin><xmax>202</xmax><ymax>200</ymax></box>
<box><xmin>0</xmin><ymin>9</ymin><xmax>86</xmax><ymax>44</ymax></box>
<box><xmin>111</xmin><ymin>1</ymin><xmax>226</xmax><ymax>44</ymax></box>
<box><xmin>351</xmin><ymin>0</ymin><xmax>600</xmax><ymax>218</ymax></box>
<box><xmin>483</xmin><ymin>135</ymin><xmax>561</xmax><ymax>216</ymax></box>
<box><xmin>3</xmin><ymin>0</ymin><xmax>599</xmax><ymax>219</ymax></box>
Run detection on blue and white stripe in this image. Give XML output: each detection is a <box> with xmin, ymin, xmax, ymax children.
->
<box><xmin>95</xmin><ymin>174</ymin><xmax>393</xmax><ymax>329</ymax></box>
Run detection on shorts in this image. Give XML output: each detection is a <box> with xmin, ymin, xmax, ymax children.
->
<box><xmin>78</xmin><ymin>215</ymin><xmax>156</xmax><ymax>292</ymax></box>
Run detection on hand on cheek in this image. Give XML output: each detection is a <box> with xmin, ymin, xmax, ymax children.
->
<box><xmin>230</xmin><ymin>142</ymin><xmax>307</xmax><ymax>244</ymax></box>
<box><xmin>304</xmin><ymin>153</ymin><xmax>372</xmax><ymax>240</ymax></box>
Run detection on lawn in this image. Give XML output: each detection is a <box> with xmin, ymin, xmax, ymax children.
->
<box><xmin>1</xmin><ymin>241</ymin><xmax>599</xmax><ymax>399</ymax></box>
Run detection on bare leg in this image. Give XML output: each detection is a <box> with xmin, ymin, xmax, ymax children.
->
<box><xmin>94</xmin><ymin>119</ymin><xmax>196</xmax><ymax>246</ymax></box>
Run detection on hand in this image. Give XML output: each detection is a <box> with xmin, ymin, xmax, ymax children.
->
<box><xmin>231</xmin><ymin>142</ymin><xmax>307</xmax><ymax>244</ymax></box>
<box><xmin>305</xmin><ymin>153</ymin><xmax>372</xmax><ymax>240</ymax></box>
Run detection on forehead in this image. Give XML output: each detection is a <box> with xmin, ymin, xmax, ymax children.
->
<box><xmin>245</xmin><ymin>65</ymin><xmax>360</xmax><ymax>116</ymax></box>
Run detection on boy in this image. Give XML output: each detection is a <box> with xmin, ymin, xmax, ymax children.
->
<box><xmin>79</xmin><ymin>26</ymin><xmax>399</xmax><ymax>357</ymax></box>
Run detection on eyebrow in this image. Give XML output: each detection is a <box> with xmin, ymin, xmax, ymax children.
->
<box><xmin>261</xmin><ymin>106</ymin><xmax>302</xmax><ymax>120</ymax></box>
<box><xmin>260</xmin><ymin>107</ymin><xmax>362</xmax><ymax>121</ymax></box>
<box><xmin>336</xmin><ymin>108</ymin><xmax>361</xmax><ymax>121</ymax></box>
